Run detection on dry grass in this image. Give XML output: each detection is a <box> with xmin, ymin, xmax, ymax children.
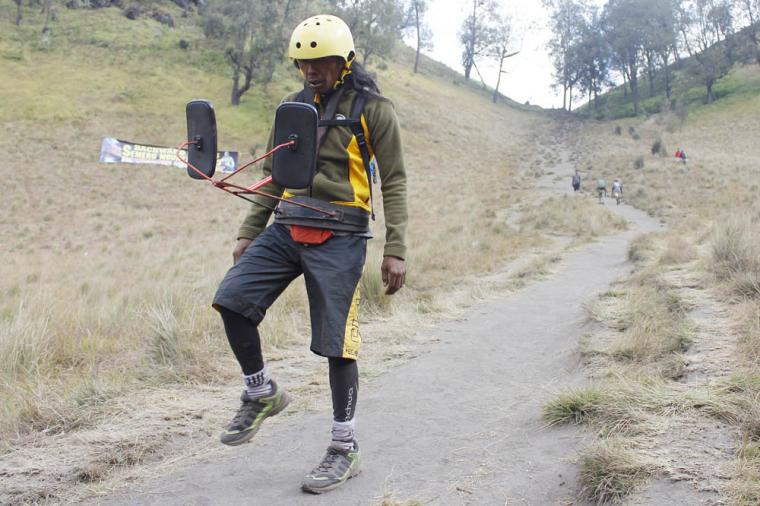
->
<box><xmin>578</xmin><ymin>439</ymin><xmax>656</xmax><ymax>504</ymax></box>
<box><xmin>518</xmin><ymin>194</ymin><xmax>628</xmax><ymax>239</ymax></box>
<box><xmin>710</xmin><ymin>214</ymin><xmax>760</xmax><ymax>299</ymax></box>
<box><xmin>566</xmin><ymin>83</ymin><xmax>760</xmax><ymax>500</ymax></box>
<box><xmin>584</xmin><ymin>266</ymin><xmax>691</xmax><ymax>373</ymax></box>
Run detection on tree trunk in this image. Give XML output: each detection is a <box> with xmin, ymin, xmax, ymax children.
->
<box><xmin>493</xmin><ymin>54</ymin><xmax>505</xmax><ymax>103</ymax></box>
<box><xmin>706</xmin><ymin>78</ymin><xmax>715</xmax><ymax>103</ymax></box>
<box><xmin>562</xmin><ymin>83</ymin><xmax>567</xmax><ymax>111</ymax></box>
<box><xmin>622</xmin><ymin>73</ymin><xmax>628</xmax><ymax>99</ymax></box>
<box><xmin>15</xmin><ymin>0</ymin><xmax>22</xmax><ymax>25</ymax></box>
<box><xmin>42</xmin><ymin>0</ymin><xmax>52</xmax><ymax>35</ymax></box>
<box><xmin>231</xmin><ymin>71</ymin><xmax>242</xmax><ymax>106</ymax></box>
<box><xmin>568</xmin><ymin>85</ymin><xmax>573</xmax><ymax>111</ymax></box>
<box><xmin>645</xmin><ymin>52</ymin><xmax>655</xmax><ymax>97</ymax></box>
<box><xmin>413</xmin><ymin>3</ymin><xmax>421</xmax><ymax>73</ymax></box>
<box><xmin>472</xmin><ymin>60</ymin><xmax>487</xmax><ymax>89</ymax></box>
<box><xmin>630</xmin><ymin>71</ymin><xmax>639</xmax><ymax>116</ymax></box>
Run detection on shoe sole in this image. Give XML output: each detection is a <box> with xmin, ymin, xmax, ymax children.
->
<box><xmin>220</xmin><ymin>391</ymin><xmax>291</xmax><ymax>446</ymax></box>
<box><xmin>301</xmin><ymin>468</ymin><xmax>361</xmax><ymax>494</ymax></box>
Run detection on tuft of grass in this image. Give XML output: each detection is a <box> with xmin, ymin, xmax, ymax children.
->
<box><xmin>658</xmin><ymin>234</ymin><xmax>697</xmax><ymax>265</ymax></box>
<box><xmin>587</xmin><ymin>269</ymin><xmax>691</xmax><ymax>367</ymax></box>
<box><xmin>543</xmin><ymin>387</ymin><xmax>603</xmax><ymax>427</ymax></box>
<box><xmin>710</xmin><ymin>215</ymin><xmax>760</xmax><ymax>298</ymax></box>
<box><xmin>627</xmin><ymin>233</ymin><xmax>659</xmax><ymax>265</ymax></box>
<box><xmin>578</xmin><ymin>440</ymin><xmax>656</xmax><ymax>504</ymax></box>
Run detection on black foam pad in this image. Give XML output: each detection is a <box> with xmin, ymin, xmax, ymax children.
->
<box><xmin>271</xmin><ymin>102</ymin><xmax>318</xmax><ymax>189</ymax></box>
<box><xmin>186</xmin><ymin>100</ymin><xmax>217</xmax><ymax>179</ymax></box>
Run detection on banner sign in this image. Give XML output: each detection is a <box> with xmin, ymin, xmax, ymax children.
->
<box><xmin>99</xmin><ymin>137</ymin><xmax>238</xmax><ymax>173</ymax></box>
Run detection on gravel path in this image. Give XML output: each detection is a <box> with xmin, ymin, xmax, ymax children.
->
<box><xmin>92</xmin><ymin>146</ymin><xmax>666</xmax><ymax>505</ymax></box>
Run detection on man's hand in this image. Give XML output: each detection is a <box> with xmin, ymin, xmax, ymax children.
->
<box><xmin>233</xmin><ymin>238</ymin><xmax>253</xmax><ymax>264</ymax></box>
<box><xmin>381</xmin><ymin>256</ymin><xmax>406</xmax><ymax>295</ymax></box>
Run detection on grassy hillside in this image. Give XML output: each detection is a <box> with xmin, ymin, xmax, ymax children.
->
<box><xmin>580</xmin><ymin>37</ymin><xmax>760</xmax><ymax>120</ymax></box>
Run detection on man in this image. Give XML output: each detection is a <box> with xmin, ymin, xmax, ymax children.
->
<box><xmin>596</xmin><ymin>178</ymin><xmax>606</xmax><ymax>203</ymax></box>
<box><xmin>572</xmin><ymin>170</ymin><xmax>581</xmax><ymax>192</ymax></box>
<box><xmin>611</xmin><ymin>178</ymin><xmax>623</xmax><ymax>204</ymax></box>
<box><xmin>211</xmin><ymin>14</ymin><xmax>407</xmax><ymax>494</ymax></box>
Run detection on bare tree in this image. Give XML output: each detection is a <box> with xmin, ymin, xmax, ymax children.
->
<box><xmin>459</xmin><ymin>0</ymin><xmax>497</xmax><ymax>81</ymax></box>
<box><xmin>405</xmin><ymin>0</ymin><xmax>432</xmax><ymax>73</ymax></box>
<box><xmin>489</xmin><ymin>12</ymin><xmax>520</xmax><ymax>103</ymax></box>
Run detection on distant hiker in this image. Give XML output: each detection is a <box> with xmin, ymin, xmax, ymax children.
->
<box><xmin>611</xmin><ymin>178</ymin><xmax>623</xmax><ymax>205</ymax></box>
<box><xmin>572</xmin><ymin>170</ymin><xmax>581</xmax><ymax>192</ymax></box>
<box><xmin>211</xmin><ymin>14</ymin><xmax>407</xmax><ymax>494</ymax></box>
<box><xmin>679</xmin><ymin>149</ymin><xmax>687</xmax><ymax>164</ymax></box>
<box><xmin>675</xmin><ymin>148</ymin><xmax>682</xmax><ymax>160</ymax></box>
<box><xmin>596</xmin><ymin>178</ymin><xmax>606</xmax><ymax>203</ymax></box>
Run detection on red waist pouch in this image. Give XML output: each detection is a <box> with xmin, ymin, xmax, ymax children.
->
<box><xmin>289</xmin><ymin>225</ymin><xmax>334</xmax><ymax>245</ymax></box>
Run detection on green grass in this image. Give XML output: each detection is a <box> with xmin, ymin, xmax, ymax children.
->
<box><xmin>0</xmin><ymin>2</ymin><xmax>293</xmax><ymax>145</ymax></box>
<box><xmin>582</xmin><ymin>62</ymin><xmax>760</xmax><ymax>119</ymax></box>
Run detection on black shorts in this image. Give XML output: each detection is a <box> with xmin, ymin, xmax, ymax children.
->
<box><xmin>213</xmin><ymin>224</ymin><xmax>366</xmax><ymax>359</ymax></box>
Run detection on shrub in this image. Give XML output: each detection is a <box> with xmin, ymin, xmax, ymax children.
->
<box><xmin>651</xmin><ymin>138</ymin><xmax>666</xmax><ymax>156</ymax></box>
<box><xmin>614</xmin><ymin>125</ymin><xmax>622</xmax><ymax>135</ymax></box>
<box><xmin>202</xmin><ymin>13</ymin><xmax>226</xmax><ymax>39</ymax></box>
<box><xmin>633</xmin><ymin>156</ymin><xmax>645</xmax><ymax>169</ymax></box>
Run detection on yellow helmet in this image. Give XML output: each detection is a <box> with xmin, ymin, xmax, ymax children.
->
<box><xmin>289</xmin><ymin>14</ymin><xmax>355</xmax><ymax>62</ymax></box>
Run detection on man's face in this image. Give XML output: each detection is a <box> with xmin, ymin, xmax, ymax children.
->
<box><xmin>297</xmin><ymin>57</ymin><xmax>345</xmax><ymax>95</ymax></box>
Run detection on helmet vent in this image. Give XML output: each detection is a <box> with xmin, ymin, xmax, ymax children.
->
<box><xmin>310</xmin><ymin>41</ymin><xmax>317</xmax><ymax>48</ymax></box>
<box><xmin>316</xmin><ymin>22</ymin><xmax>321</xmax><ymax>25</ymax></box>
<box><xmin>296</xmin><ymin>42</ymin><xmax>301</xmax><ymax>48</ymax></box>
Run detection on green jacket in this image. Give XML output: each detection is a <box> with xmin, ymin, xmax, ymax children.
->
<box><xmin>237</xmin><ymin>84</ymin><xmax>408</xmax><ymax>260</ymax></box>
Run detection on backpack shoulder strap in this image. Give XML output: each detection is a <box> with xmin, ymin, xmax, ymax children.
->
<box><xmin>348</xmin><ymin>92</ymin><xmax>375</xmax><ymax>220</ymax></box>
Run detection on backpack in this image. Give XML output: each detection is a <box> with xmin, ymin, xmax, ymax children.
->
<box><xmin>295</xmin><ymin>80</ymin><xmax>376</xmax><ymax>219</ymax></box>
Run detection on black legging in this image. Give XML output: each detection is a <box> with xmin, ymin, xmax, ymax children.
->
<box><xmin>218</xmin><ymin>306</ymin><xmax>358</xmax><ymax>421</ymax></box>
<box><xmin>329</xmin><ymin>357</ymin><xmax>358</xmax><ymax>422</ymax></box>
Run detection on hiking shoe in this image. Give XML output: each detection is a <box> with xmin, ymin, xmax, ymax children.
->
<box><xmin>301</xmin><ymin>441</ymin><xmax>361</xmax><ymax>494</ymax></box>
<box><xmin>219</xmin><ymin>380</ymin><xmax>290</xmax><ymax>446</ymax></box>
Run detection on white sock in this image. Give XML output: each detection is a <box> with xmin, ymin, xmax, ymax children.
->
<box><xmin>330</xmin><ymin>419</ymin><xmax>356</xmax><ymax>451</ymax></box>
<box><xmin>243</xmin><ymin>367</ymin><xmax>272</xmax><ymax>398</ymax></box>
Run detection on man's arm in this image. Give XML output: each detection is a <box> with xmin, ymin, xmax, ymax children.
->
<box><xmin>366</xmin><ymin>99</ymin><xmax>408</xmax><ymax>294</ymax></box>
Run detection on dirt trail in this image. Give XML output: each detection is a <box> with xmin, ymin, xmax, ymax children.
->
<box><xmin>86</xmin><ymin>133</ymin><xmax>671</xmax><ymax>505</ymax></box>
